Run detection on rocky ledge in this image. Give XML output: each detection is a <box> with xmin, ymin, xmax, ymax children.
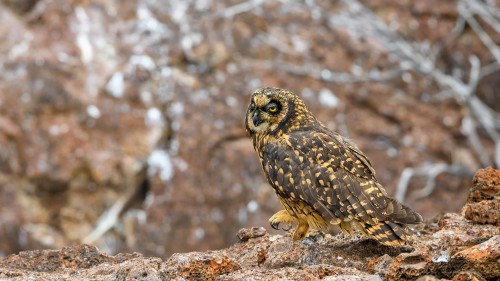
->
<box><xmin>0</xmin><ymin>167</ymin><xmax>498</xmax><ymax>281</ymax></box>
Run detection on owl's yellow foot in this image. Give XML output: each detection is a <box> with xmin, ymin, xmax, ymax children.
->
<box><xmin>292</xmin><ymin>220</ymin><xmax>309</xmax><ymax>241</ymax></box>
<box><xmin>269</xmin><ymin>210</ymin><xmax>295</xmax><ymax>231</ymax></box>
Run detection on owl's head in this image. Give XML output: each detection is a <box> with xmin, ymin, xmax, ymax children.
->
<box><xmin>245</xmin><ymin>87</ymin><xmax>315</xmax><ymax>136</ymax></box>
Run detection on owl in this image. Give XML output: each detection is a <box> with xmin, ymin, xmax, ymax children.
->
<box><xmin>245</xmin><ymin>87</ymin><xmax>423</xmax><ymax>246</ymax></box>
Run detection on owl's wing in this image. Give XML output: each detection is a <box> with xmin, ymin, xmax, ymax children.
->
<box><xmin>264</xmin><ymin>130</ymin><xmax>422</xmax><ymax>226</ymax></box>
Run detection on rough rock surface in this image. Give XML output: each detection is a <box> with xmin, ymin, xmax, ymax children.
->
<box><xmin>463</xmin><ymin>167</ymin><xmax>500</xmax><ymax>225</ymax></box>
<box><xmin>1</xmin><ymin>0</ymin><xmax>498</xmax><ymax>258</ymax></box>
<box><xmin>0</xmin><ymin>168</ymin><xmax>498</xmax><ymax>280</ymax></box>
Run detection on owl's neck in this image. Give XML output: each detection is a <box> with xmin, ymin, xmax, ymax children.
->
<box><xmin>252</xmin><ymin>132</ymin><xmax>271</xmax><ymax>158</ymax></box>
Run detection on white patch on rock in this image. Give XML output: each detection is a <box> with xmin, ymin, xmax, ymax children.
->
<box><xmin>320</xmin><ymin>69</ymin><xmax>333</xmax><ymax>80</ymax></box>
<box><xmin>9</xmin><ymin>33</ymin><xmax>33</xmax><ymax>59</ymax></box>
<box><xmin>225</xmin><ymin>96</ymin><xmax>238</xmax><ymax>107</ymax></box>
<box><xmin>86</xmin><ymin>105</ymin><xmax>101</xmax><ymax>119</ymax></box>
<box><xmin>148</xmin><ymin>149</ymin><xmax>174</xmax><ymax>181</ymax></box>
<box><xmin>351</xmin><ymin>64</ymin><xmax>363</xmax><ymax>76</ymax></box>
<box><xmin>145</xmin><ymin>107</ymin><xmax>163</xmax><ymax>127</ymax></box>
<box><xmin>291</xmin><ymin>35</ymin><xmax>308</xmax><ymax>53</ymax></box>
<box><xmin>170</xmin><ymin>102</ymin><xmax>184</xmax><ymax>116</ymax></box>
<box><xmin>194</xmin><ymin>228</ymin><xmax>205</xmax><ymax>240</ymax></box>
<box><xmin>301</xmin><ymin>88</ymin><xmax>314</xmax><ymax>101</ymax></box>
<box><xmin>75</xmin><ymin>7</ymin><xmax>93</xmax><ymax>64</ymax></box>
<box><xmin>247</xmin><ymin>200</ymin><xmax>259</xmax><ymax>213</ymax></box>
<box><xmin>386</xmin><ymin>147</ymin><xmax>398</xmax><ymax>158</ymax></box>
<box><xmin>318</xmin><ymin>89</ymin><xmax>340</xmax><ymax>108</ymax></box>
<box><xmin>49</xmin><ymin>124</ymin><xmax>69</xmax><ymax>136</ymax></box>
<box><xmin>432</xmin><ymin>251</ymin><xmax>450</xmax><ymax>263</ymax></box>
<box><xmin>181</xmin><ymin>33</ymin><xmax>203</xmax><ymax>52</ymax></box>
<box><xmin>106</xmin><ymin>72</ymin><xmax>124</xmax><ymax>98</ymax></box>
<box><xmin>130</xmin><ymin>55</ymin><xmax>156</xmax><ymax>71</ymax></box>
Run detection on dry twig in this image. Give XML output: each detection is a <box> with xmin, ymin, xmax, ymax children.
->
<box><xmin>326</xmin><ymin>0</ymin><xmax>499</xmax><ymax>199</ymax></box>
<box><xmin>395</xmin><ymin>163</ymin><xmax>471</xmax><ymax>202</ymax></box>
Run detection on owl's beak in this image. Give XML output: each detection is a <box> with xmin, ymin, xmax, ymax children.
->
<box><xmin>253</xmin><ymin>110</ymin><xmax>264</xmax><ymax>127</ymax></box>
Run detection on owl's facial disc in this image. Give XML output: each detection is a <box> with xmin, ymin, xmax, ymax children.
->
<box><xmin>246</xmin><ymin>93</ymin><xmax>285</xmax><ymax>134</ymax></box>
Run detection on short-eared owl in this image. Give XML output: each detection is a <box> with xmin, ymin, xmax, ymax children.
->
<box><xmin>245</xmin><ymin>87</ymin><xmax>422</xmax><ymax>246</ymax></box>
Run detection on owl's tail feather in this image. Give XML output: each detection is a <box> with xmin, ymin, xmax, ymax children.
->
<box><xmin>365</xmin><ymin>221</ymin><xmax>414</xmax><ymax>246</ymax></box>
<box><xmin>385</xmin><ymin>197</ymin><xmax>424</xmax><ymax>224</ymax></box>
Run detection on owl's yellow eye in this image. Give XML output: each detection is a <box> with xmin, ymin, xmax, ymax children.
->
<box><xmin>266</xmin><ymin>102</ymin><xmax>280</xmax><ymax>114</ymax></box>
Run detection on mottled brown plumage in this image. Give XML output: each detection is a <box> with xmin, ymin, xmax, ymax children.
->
<box><xmin>245</xmin><ymin>87</ymin><xmax>423</xmax><ymax>246</ymax></box>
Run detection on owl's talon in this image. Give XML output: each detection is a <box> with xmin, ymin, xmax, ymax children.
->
<box><xmin>269</xmin><ymin>210</ymin><xmax>296</xmax><ymax>232</ymax></box>
<box><xmin>270</xmin><ymin>221</ymin><xmax>292</xmax><ymax>231</ymax></box>
<box><xmin>271</xmin><ymin>221</ymin><xmax>280</xmax><ymax>230</ymax></box>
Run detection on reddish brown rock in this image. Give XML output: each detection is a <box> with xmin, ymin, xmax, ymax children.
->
<box><xmin>451</xmin><ymin>236</ymin><xmax>500</xmax><ymax>280</ymax></box>
<box><xmin>165</xmin><ymin>253</ymin><xmax>241</xmax><ymax>281</ymax></box>
<box><xmin>466</xmin><ymin>167</ymin><xmax>500</xmax><ymax>203</ymax></box>
<box><xmin>0</xmin><ymin>216</ymin><xmax>498</xmax><ymax>280</ymax></box>
<box><xmin>464</xmin><ymin>199</ymin><xmax>500</xmax><ymax>225</ymax></box>
<box><xmin>367</xmin><ymin>254</ymin><xmax>394</xmax><ymax>277</ymax></box>
<box><xmin>236</xmin><ymin>226</ymin><xmax>267</xmax><ymax>242</ymax></box>
<box><xmin>415</xmin><ymin>276</ymin><xmax>444</xmax><ymax>281</ymax></box>
<box><xmin>387</xmin><ymin>251</ymin><xmax>432</xmax><ymax>280</ymax></box>
<box><xmin>463</xmin><ymin>167</ymin><xmax>500</xmax><ymax>225</ymax></box>
<box><xmin>0</xmin><ymin>245</ymin><xmax>163</xmax><ymax>280</ymax></box>
<box><xmin>0</xmin><ymin>245</ymin><xmax>111</xmax><ymax>272</ymax></box>
<box><xmin>451</xmin><ymin>271</ymin><xmax>486</xmax><ymax>281</ymax></box>
<box><xmin>5</xmin><ymin>169</ymin><xmax>498</xmax><ymax>279</ymax></box>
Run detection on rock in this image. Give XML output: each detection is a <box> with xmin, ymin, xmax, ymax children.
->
<box><xmin>1</xmin><ymin>245</ymin><xmax>110</xmax><ymax>272</ymax></box>
<box><xmin>2</xmin><ymin>0</ymin><xmax>39</xmax><ymax>14</ymax></box>
<box><xmin>323</xmin><ymin>275</ymin><xmax>383</xmax><ymax>281</ymax></box>
<box><xmin>0</xmin><ymin>216</ymin><xmax>499</xmax><ymax>280</ymax></box>
<box><xmin>415</xmin><ymin>276</ymin><xmax>443</xmax><ymax>281</ymax></box>
<box><xmin>164</xmin><ymin>252</ymin><xmax>241</xmax><ymax>281</ymax></box>
<box><xmin>367</xmin><ymin>254</ymin><xmax>394</xmax><ymax>277</ymax></box>
<box><xmin>218</xmin><ymin>267</ymin><xmax>318</xmax><ymax>280</ymax></box>
<box><xmin>387</xmin><ymin>251</ymin><xmax>431</xmax><ymax>280</ymax></box>
<box><xmin>0</xmin><ymin>0</ymin><xmax>497</xmax><ymax>259</ymax></box>
<box><xmin>434</xmin><ymin>213</ymin><xmax>498</xmax><ymax>246</ymax></box>
<box><xmin>451</xmin><ymin>236</ymin><xmax>500</xmax><ymax>280</ymax></box>
<box><xmin>466</xmin><ymin>167</ymin><xmax>500</xmax><ymax>203</ymax></box>
<box><xmin>0</xmin><ymin>244</ymin><xmax>162</xmax><ymax>280</ymax></box>
<box><xmin>463</xmin><ymin>167</ymin><xmax>500</xmax><ymax>225</ymax></box>
<box><xmin>464</xmin><ymin>199</ymin><xmax>500</xmax><ymax>225</ymax></box>
<box><xmin>382</xmin><ymin>168</ymin><xmax>500</xmax><ymax>281</ymax></box>
<box><xmin>236</xmin><ymin>226</ymin><xmax>267</xmax><ymax>242</ymax></box>
<box><xmin>451</xmin><ymin>271</ymin><xmax>486</xmax><ymax>281</ymax></box>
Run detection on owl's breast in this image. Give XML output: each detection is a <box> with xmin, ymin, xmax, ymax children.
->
<box><xmin>261</xmin><ymin>142</ymin><xmax>306</xmax><ymax>200</ymax></box>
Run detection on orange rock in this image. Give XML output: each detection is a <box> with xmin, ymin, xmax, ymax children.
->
<box><xmin>451</xmin><ymin>236</ymin><xmax>500</xmax><ymax>279</ymax></box>
<box><xmin>451</xmin><ymin>271</ymin><xmax>486</xmax><ymax>281</ymax></box>
<box><xmin>387</xmin><ymin>251</ymin><xmax>431</xmax><ymax>280</ymax></box>
<box><xmin>165</xmin><ymin>252</ymin><xmax>241</xmax><ymax>280</ymax></box>
<box><xmin>463</xmin><ymin>199</ymin><xmax>500</xmax><ymax>225</ymax></box>
<box><xmin>467</xmin><ymin>167</ymin><xmax>500</xmax><ymax>203</ymax></box>
<box><xmin>463</xmin><ymin>167</ymin><xmax>500</xmax><ymax>225</ymax></box>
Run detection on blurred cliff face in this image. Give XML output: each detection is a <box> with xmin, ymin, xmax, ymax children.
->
<box><xmin>0</xmin><ymin>0</ymin><xmax>498</xmax><ymax>257</ymax></box>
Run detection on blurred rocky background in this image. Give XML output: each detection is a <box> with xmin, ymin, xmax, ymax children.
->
<box><xmin>0</xmin><ymin>0</ymin><xmax>498</xmax><ymax>258</ymax></box>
